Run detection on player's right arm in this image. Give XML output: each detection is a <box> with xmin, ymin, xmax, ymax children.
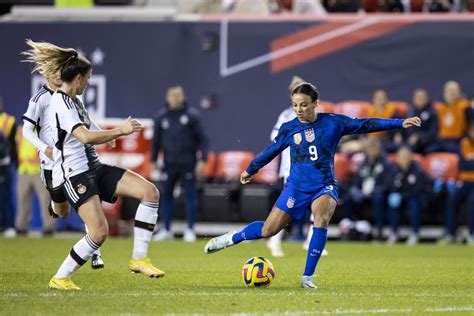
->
<box><xmin>22</xmin><ymin>98</ymin><xmax>53</xmax><ymax>158</ymax></box>
<box><xmin>22</xmin><ymin>122</ymin><xmax>53</xmax><ymax>159</ymax></box>
<box><xmin>73</xmin><ymin>117</ymin><xmax>143</xmax><ymax>145</ymax></box>
<box><xmin>241</xmin><ymin>124</ymin><xmax>290</xmax><ymax>184</ymax></box>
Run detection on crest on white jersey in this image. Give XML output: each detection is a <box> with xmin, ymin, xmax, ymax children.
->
<box><xmin>293</xmin><ymin>133</ymin><xmax>302</xmax><ymax>145</ymax></box>
<box><xmin>287</xmin><ymin>197</ymin><xmax>295</xmax><ymax>209</ymax></box>
<box><xmin>304</xmin><ymin>128</ymin><xmax>315</xmax><ymax>142</ymax></box>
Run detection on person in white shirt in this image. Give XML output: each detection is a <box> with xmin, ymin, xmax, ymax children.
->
<box><xmin>23</xmin><ymin>40</ymin><xmax>164</xmax><ymax>290</ymax></box>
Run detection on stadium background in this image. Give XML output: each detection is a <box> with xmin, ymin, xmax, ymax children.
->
<box><xmin>1</xmin><ymin>7</ymin><xmax>473</xmax><ymax>235</ymax></box>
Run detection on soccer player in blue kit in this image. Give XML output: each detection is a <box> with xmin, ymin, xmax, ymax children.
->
<box><xmin>205</xmin><ymin>83</ymin><xmax>421</xmax><ymax>288</ymax></box>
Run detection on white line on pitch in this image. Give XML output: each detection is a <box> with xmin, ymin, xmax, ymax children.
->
<box><xmin>220</xmin><ymin>17</ymin><xmax>380</xmax><ymax>77</ymax></box>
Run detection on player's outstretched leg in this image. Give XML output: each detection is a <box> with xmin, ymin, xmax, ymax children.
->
<box><xmin>114</xmin><ymin>170</ymin><xmax>164</xmax><ymax>278</ymax></box>
<box><xmin>49</xmin><ymin>195</ymin><xmax>107</xmax><ymax>290</ymax></box>
<box><xmin>204</xmin><ymin>207</ymin><xmax>292</xmax><ymax>254</ymax></box>
<box><xmin>301</xmin><ymin>195</ymin><xmax>336</xmax><ymax>289</ymax></box>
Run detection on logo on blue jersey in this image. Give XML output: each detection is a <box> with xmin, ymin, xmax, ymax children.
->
<box><xmin>286</xmin><ymin>197</ymin><xmax>295</xmax><ymax>209</ymax></box>
<box><xmin>324</xmin><ymin>185</ymin><xmax>334</xmax><ymax>192</ymax></box>
<box><xmin>293</xmin><ymin>133</ymin><xmax>302</xmax><ymax>145</ymax></box>
<box><xmin>304</xmin><ymin>128</ymin><xmax>315</xmax><ymax>142</ymax></box>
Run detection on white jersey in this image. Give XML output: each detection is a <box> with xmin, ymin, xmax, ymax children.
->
<box><xmin>22</xmin><ymin>85</ymin><xmax>55</xmax><ymax>171</ymax></box>
<box><xmin>48</xmin><ymin>90</ymin><xmax>101</xmax><ymax>188</ymax></box>
<box><xmin>271</xmin><ymin>107</ymin><xmax>295</xmax><ymax>181</ymax></box>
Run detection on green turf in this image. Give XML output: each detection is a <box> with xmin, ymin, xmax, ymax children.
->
<box><xmin>0</xmin><ymin>237</ymin><xmax>473</xmax><ymax>315</ymax></box>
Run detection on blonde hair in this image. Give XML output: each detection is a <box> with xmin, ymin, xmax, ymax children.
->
<box><xmin>21</xmin><ymin>39</ymin><xmax>77</xmax><ymax>79</ymax></box>
<box><xmin>21</xmin><ymin>39</ymin><xmax>91</xmax><ymax>82</ymax></box>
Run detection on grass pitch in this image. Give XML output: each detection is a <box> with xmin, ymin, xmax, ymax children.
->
<box><xmin>0</xmin><ymin>237</ymin><xmax>473</xmax><ymax>315</ymax></box>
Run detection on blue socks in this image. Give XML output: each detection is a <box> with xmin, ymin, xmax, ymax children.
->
<box><xmin>303</xmin><ymin>227</ymin><xmax>328</xmax><ymax>277</ymax></box>
<box><xmin>232</xmin><ymin>221</ymin><xmax>264</xmax><ymax>244</ymax></box>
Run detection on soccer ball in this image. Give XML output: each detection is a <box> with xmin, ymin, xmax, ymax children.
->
<box><xmin>241</xmin><ymin>257</ymin><xmax>275</xmax><ymax>287</ymax></box>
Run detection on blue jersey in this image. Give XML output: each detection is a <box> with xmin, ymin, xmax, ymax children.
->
<box><xmin>246</xmin><ymin>113</ymin><xmax>404</xmax><ymax>192</ymax></box>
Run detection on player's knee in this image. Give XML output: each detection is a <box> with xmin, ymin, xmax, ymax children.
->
<box><xmin>54</xmin><ymin>202</ymin><xmax>70</xmax><ymax>218</ymax></box>
<box><xmin>142</xmin><ymin>181</ymin><xmax>160</xmax><ymax>202</ymax></box>
<box><xmin>88</xmin><ymin>223</ymin><xmax>108</xmax><ymax>245</ymax></box>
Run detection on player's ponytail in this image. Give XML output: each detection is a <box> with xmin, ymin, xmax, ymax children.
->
<box><xmin>22</xmin><ymin>39</ymin><xmax>91</xmax><ymax>83</ymax></box>
<box><xmin>291</xmin><ymin>82</ymin><xmax>319</xmax><ymax>102</ymax></box>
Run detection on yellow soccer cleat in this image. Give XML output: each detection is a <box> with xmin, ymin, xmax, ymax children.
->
<box><xmin>48</xmin><ymin>277</ymin><xmax>81</xmax><ymax>290</ymax></box>
<box><xmin>128</xmin><ymin>258</ymin><xmax>165</xmax><ymax>278</ymax></box>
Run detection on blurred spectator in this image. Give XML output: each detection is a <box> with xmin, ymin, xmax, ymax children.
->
<box><xmin>423</xmin><ymin>0</ymin><xmax>464</xmax><ymax>12</ymax></box>
<box><xmin>426</xmin><ymin>81</ymin><xmax>469</xmax><ymax>153</ymax></box>
<box><xmin>0</xmin><ymin>99</ymin><xmax>18</xmax><ymax>237</ymax></box>
<box><xmin>15</xmin><ymin>126</ymin><xmax>54</xmax><ymax>236</ymax></box>
<box><xmin>293</xmin><ymin>0</ymin><xmax>327</xmax><ymax>13</ymax></box>
<box><xmin>151</xmin><ymin>86</ymin><xmax>208</xmax><ymax>242</ymax></box>
<box><xmin>228</xmin><ymin>0</ymin><xmax>271</xmax><ymax>14</ymax></box>
<box><xmin>323</xmin><ymin>0</ymin><xmax>360</xmax><ymax>12</ymax></box>
<box><xmin>441</xmin><ymin>124</ymin><xmax>474</xmax><ymax>244</ymax></box>
<box><xmin>345</xmin><ymin>138</ymin><xmax>389</xmax><ymax>239</ymax></box>
<box><xmin>367</xmin><ymin>89</ymin><xmax>399</xmax><ymax>147</ymax></box>
<box><xmin>378</xmin><ymin>0</ymin><xmax>410</xmax><ymax>11</ymax></box>
<box><xmin>402</xmin><ymin>89</ymin><xmax>439</xmax><ymax>154</ymax></box>
<box><xmin>385</xmin><ymin>146</ymin><xmax>426</xmax><ymax>245</ymax></box>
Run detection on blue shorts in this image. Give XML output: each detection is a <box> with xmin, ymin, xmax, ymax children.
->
<box><xmin>275</xmin><ymin>184</ymin><xmax>339</xmax><ymax>220</ymax></box>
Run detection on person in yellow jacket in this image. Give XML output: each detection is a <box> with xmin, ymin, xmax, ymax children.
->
<box><xmin>15</xmin><ymin>126</ymin><xmax>54</xmax><ymax>235</ymax></box>
<box><xmin>0</xmin><ymin>102</ymin><xmax>18</xmax><ymax>237</ymax></box>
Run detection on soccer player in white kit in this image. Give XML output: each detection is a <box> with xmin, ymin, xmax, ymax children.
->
<box><xmin>267</xmin><ymin>76</ymin><xmax>328</xmax><ymax>257</ymax></box>
<box><xmin>23</xmin><ymin>40</ymin><xmax>164</xmax><ymax>290</ymax></box>
<box><xmin>22</xmin><ymin>40</ymin><xmax>105</xmax><ymax>269</ymax></box>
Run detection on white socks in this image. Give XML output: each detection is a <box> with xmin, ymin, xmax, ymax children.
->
<box><xmin>55</xmin><ymin>234</ymin><xmax>100</xmax><ymax>278</ymax></box>
<box><xmin>85</xmin><ymin>225</ymin><xmax>101</xmax><ymax>256</ymax></box>
<box><xmin>133</xmin><ymin>201</ymin><xmax>159</xmax><ymax>260</ymax></box>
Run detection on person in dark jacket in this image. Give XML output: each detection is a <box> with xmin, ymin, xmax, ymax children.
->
<box><xmin>390</xmin><ymin>89</ymin><xmax>438</xmax><ymax>154</ymax></box>
<box><xmin>151</xmin><ymin>86</ymin><xmax>208</xmax><ymax>242</ymax></box>
<box><xmin>405</xmin><ymin>89</ymin><xmax>439</xmax><ymax>153</ymax></box>
<box><xmin>344</xmin><ymin>138</ymin><xmax>390</xmax><ymax>239</ymax></box>
<box><xmin>385</xmin><ymin>146</ymin><xmax>426</xmax><ymax>245</ymax></box>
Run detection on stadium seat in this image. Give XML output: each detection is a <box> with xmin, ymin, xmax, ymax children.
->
<box><xmin>334</xmin><ymin>101</ymin><xmax>371</xmax><ymax>118</ymax></box>
<box><xmin>391</xmin><ymin>101</ymin><xmax>409</xmax><ymax>118</ymax></box>
<box><xmin>362</xmin><ymin>0</ymin><xmax>378</xmax><ymax>12</ymax></box>
<box><xmin>215</xmin><ymin>151</ymin><xmax>255</xmax><ymax>180</ymax></box>
<box><xmin>410</xmin><ymin>0</ymin><xmax>424</xmax><ymax>11</ymax></box>
<box><xmin>253</xmin><ymin>157</ymin><xmax>279</xmax><ymax>184</ymax></box>
<box><xmin>334</xmin><ymin>153</ymin><xmax>351</xmax><ymax>181</ymax></box>
<box><xmin>317</xmin><ymin>101</ymin><xmax>335</xmax><ymax>114</ymax></box>
<box><xmin>202</xmin><ymin>151</ymin><xmax>255</xmax><ymax>222</ymax></box>
<box><xmin>201</xmin><ymin>151</ymin><xmax>217</xmax><ymax>179</ymax></box>
<box><xmin>422</xmin><ymin>153</ymin><xmax>459</xmax><ymax>181</ymax></box>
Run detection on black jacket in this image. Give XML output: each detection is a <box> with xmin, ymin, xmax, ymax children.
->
<box><xmin>151</xmin><ymin>104</ymin><xmax>208</xmax><ymax>166</ymax></box>
<box><xmin>404</xmin><ymin>103</ymin><xmax>438</xmax><ymax>147</ymax></box>
<box><xmin>386</xmin><ymin>161</ymin><xmax>426</xmax><ymax>198</ymax></box>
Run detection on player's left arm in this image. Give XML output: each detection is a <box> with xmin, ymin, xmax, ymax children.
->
<box><xmin>241</xmin><ymin>125</ymin><xmax>289</xmax><ymax>184</ymax></box>
<box><xmin>341</xmin><ymin>115</ymin><xmax>421</xmax><ymax>135</ymax></box>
